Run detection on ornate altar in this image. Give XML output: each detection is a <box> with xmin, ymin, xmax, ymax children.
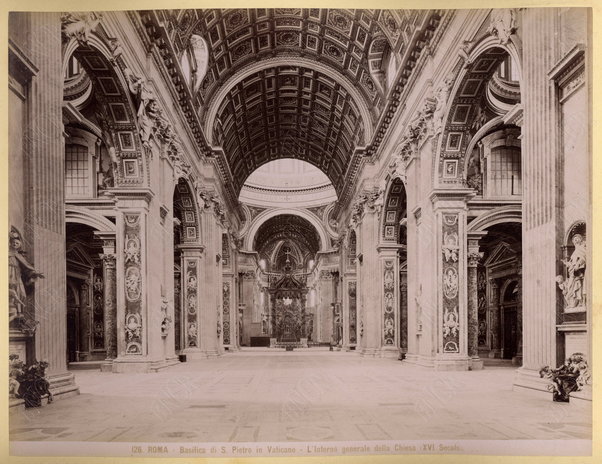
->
<box><xmin>268</xmin><ymin>270</ymin><xmax>309</xmax><ymax>344</ymax></box>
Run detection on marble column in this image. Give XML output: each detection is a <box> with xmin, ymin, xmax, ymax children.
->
<box><xmin>101</xmin><ymin>252</ymin><xmax>117</xmax><ymax>365</ymax></box>
<box><xmin>78</xmin><ymin>278</ymin><xmax>91</xmax><ymax>361</ymax></box>
<box><xmin>399</xmin><ymin>276</ymin><xmax>408</xmax><ymax>354</ymax></box>
<box><xmin>467</xmin><ymin>233</ymin><xmax>485</xmax><ymax>369</ymax></box>
<box><xmin>430</xmin><ymin>189</ymin><xmax>474</xmax><ymax>370</ymax></box>
<box><xmin>514</xmin><ymin>7</ymin><xmax>563</xmax><ymax>392</ymax></box>
<box><xmin>488</xmin><ymin>279</ymin><xmax>501</xmax><ymax>358</ymax></box>
<box><xmin>222</xmin><ymin>277</ymin><xmax>233</xmax><ymax>348</ymax></box>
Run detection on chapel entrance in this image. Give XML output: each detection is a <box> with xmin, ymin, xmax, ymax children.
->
<box><xmin>65</xmin><ymin>223</ymin><xmax>107</xmax><ymax>363</ymax></box>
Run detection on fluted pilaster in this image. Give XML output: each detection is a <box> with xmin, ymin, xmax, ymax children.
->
<box><xmin>517</xmin><ymin>8</ymin><xmax>562</xmax><ymax>378</ymax></box>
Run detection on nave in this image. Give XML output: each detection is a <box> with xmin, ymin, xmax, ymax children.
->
<box><xmin>10</xmin><ymin>350</ymin><xmax>591</xmax><ymax>449</ymax></box>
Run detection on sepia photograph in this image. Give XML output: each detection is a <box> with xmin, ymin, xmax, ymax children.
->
<box><xmin>4</xmin><ymin>1</ymin><xmax>597</xmax><ymax>461</ymax></box>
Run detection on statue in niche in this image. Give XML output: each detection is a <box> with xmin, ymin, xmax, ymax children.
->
<box><xmin>9</xmin><ymin>227</ymin><xmax>44</xmax><ymax>327</ymax></box>
<box><xmin>556</xmin><ymin>234</ymin><xmax>586</xmax><ymax>309</ymax></box>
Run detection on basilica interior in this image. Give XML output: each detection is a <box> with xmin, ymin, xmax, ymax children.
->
<box><xmin>7</xmin><ymin>6</ymin><xmax>591</xmax><ymax>417</ymax></box>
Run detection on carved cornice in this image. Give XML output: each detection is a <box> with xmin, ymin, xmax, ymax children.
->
<box><xmin>548</xmin><ymin>43</ymin><xmax>586</xmax><ymax>103</ymax></box>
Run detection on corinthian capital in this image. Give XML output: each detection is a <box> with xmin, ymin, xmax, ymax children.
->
<box><xmin>467</xmin><ymin>251</ymin><xmax>484</xmax><ymax>267</ymax></box>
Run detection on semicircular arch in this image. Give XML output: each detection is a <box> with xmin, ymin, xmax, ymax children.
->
<box><xmin>244</xmin><ymin>208</ymin><xmax>330</xmax><ymax>253</ymax></box>
<box><xmin>435</xmin><ymin>36</ymin><xmax>522</xmax><ymax>187</ymax></box>
<box><xmin>467</xmin><ymin>205</ymin><xmax>522</xmax><ymax>233</ymax></box>
<box><xmin>65</xmin><ymin>206</ymin><xmax>116</xmax><ymax>232</ymax></box>
<box><xmin>62</xmin><ymin>30</ymin><xmax>148</xmax><ymax>188</ymax></box>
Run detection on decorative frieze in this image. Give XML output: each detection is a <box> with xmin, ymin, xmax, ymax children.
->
<box><xmin>348</xmin><ymin>281</ymin><xmax>357</xmax><ymax>344</ymax></box>
<box><xmin>123</xmin><ymin>214</ymin><xmax>143</xmax><ymax>355</ymax></box>
<box><xmin>223</xmin><ymin>282</ymin><xmax>231</xmax><ymax>345</ymax></box>
<box><xmin>92</xmin><ymin>268</ymin><xmax>105</xmax><ymax>350</ymax></box>
<box><xmin>383</xmin><ymin>260</ymin><xmax>395</xmax><ymax>346</ymax></box>
<box><xmin>441</xmin><ymin>214</ymin><xmax>460</xmax><ymax>353</ymax></box>
<box><xmin>185</xmin><ymin>259</ymin><xmax>199</xmax><ymax>348</ymax></box>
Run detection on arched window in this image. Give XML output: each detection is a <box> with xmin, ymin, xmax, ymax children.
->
<box><xmin>65</xmin><ymin>143</ymin><xmax>91</xmax><ymax>197</ymax></box>
<box><xmin>477</xmin><ymin>127</ymin><xmax>522</xmax><ymax>198</ymax></box>
<box><xmin>65</xmin><ymin>128</ymin><xmax>113</xmax><ymax>199</ymax></box>
<box><xmin>489</xmin><ymin>145</ymin><xmax>521</xmax><ymax>196</ymax></box>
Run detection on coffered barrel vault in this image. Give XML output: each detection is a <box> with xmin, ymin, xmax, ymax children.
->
<box><xmin>139</xmin><ymin>8</ymin><xmax>445</xmax><ymax>206</ymax></box>
<box><xmin>214</xmin><ymin>65</ymin><xmax>365</xmax><ymax>195</ymax></box>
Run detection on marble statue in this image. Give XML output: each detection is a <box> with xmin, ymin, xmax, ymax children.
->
<box><xmin>488</xmin><ymin>9</ymin><xmax>517</xmax><ymax>45</ymax></box>
<box><xmin>9</xmin><ymin>227</ymin><xmax>44</xmax><ymax>324</ymax></box>
<box><xmin>61</xmin><ymin>12</ymin><xmax>102</xmax><ymax>44</ymax></box>
<box><xmin>190</xmin><ymin>35</ymin><xmax>209</xmax><ymax>94</ymax></box>
<box><xmin>556</xmin><ymin>234</ymin><xmax>586</xmax><ymax>309</ymax></box>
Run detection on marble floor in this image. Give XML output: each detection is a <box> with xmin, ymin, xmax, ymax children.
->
<box><xmin>9</xmin><ymin>349</ymin><xmax>591</xmax><ymax>443</ymax></box>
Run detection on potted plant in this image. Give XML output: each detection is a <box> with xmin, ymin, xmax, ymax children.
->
<box><xmin>539</xmin><ymin>352</ymin><xmax>591</xmax><ymax>402</ymax></box>
<box><xmin>9</xmin><ymin>355</ymin><xmax>53</xmax><ymax>408</ymax></box>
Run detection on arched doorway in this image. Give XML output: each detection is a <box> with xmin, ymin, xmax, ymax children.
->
<box><xmin>478</xmin><ymin>222</ymin><xmax>522</xmax><ymax>365</ymax></box>
<box><xmin>172</xmin><ymin>178</ymin><xmax>201</xmax><ymax>354</ymax></box>
<box><xmin>65</xmin><ymin>222</ymin><xmax>107</xmax><ymax>364</ymax></box>
<box><xmin>500</xmin><ymin>279</ymin><xmax>520</xmax><ymax>361</ymax></box>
